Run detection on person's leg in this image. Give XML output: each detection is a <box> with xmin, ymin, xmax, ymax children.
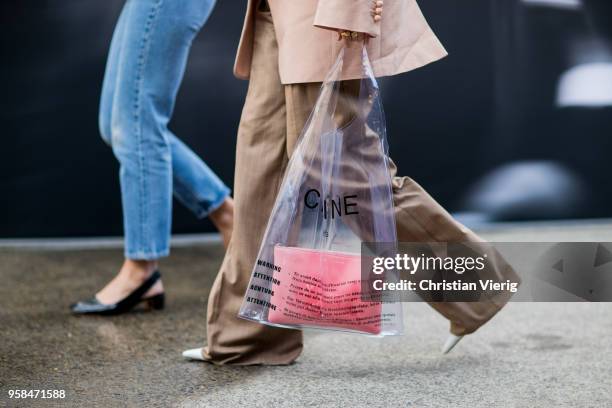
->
<box><xmin>202</xmin><ymin>9</ymin><xmax>303</xmax><ymax>365</ymax></box>
<box><xmin>98</xmin><ymin>0</ymin><xmax>130</xmax><ymax>145</ymax></box>
<box><xmin>285</xmin><ymin>82</ymin><xmax>516</xmax><ymax>337</ymax></box>
<box><xmin>98</xmin><ymin>6</ymin><xmax>232</xmax><ymax>243</ymax></box>
<box><xmin>95</xmin><ymin>0</ymin><xmax>165</xmax><ymax>303</ymax></box>
<box><xmin>96</xmin><ymin>0</ymin><xmax>228</xmax><ymax>304</ymax></box>
<box><xmin>169</xmin><ymin>135</ymin><xmax>233</xmax><ymax>247</ymax></box>
<box><xmin>390</xmin><ymin>173</ymin><xmax>516</xmax><ymax>335</ymax></box>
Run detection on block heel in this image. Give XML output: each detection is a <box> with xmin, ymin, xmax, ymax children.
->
<box><xmin>145</xmin><ymin>293</ymin><xmax>165</xmax><ymax>310</ymax></box>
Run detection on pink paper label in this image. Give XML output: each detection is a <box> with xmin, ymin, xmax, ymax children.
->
<box><xmin>269</xmin><ymin>246</ymin><xmax>382</xmax><ymax>334</ymax></box>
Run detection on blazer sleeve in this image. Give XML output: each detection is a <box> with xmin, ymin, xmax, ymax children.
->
<box><xmin>313</xmin><ymin>0</ymin><xmax>380</xmax><ymax>38</ymax></box>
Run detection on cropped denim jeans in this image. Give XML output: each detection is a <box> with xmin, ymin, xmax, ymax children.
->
<box><xmin>99</xmin><ymin>0</ymin><xmax>229</xmax><ymax>260</ymax></box>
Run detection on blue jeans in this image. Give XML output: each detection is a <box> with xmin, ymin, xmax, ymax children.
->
<box><xmin>99</xmin><ymin>0</ymin><xmax>230</xmax><ymax>260</ymax></box>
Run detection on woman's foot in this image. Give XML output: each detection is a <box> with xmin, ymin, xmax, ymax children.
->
<box><xmin>71</xmin><ymin>266</ymin><xmax>164</xmax><ymax>315</ymax></box>
<box><xmin>209</xmin><ymin>197</ymin><xmax>234</xmax><ymax>248</ymax></box>
<box><xmin>95</xmin><ymin>259</ymin><xmax>164</xmax><ymax>305</ymax></box>
<box><xmin>441</xmin><ymin>334</ymin><xmax>464</xmax><ymax>354</ymax></box>
<box><xmin>182</xmin><ymin>347</ymin><xmax>205</xmax><ymax>361</ymax></box>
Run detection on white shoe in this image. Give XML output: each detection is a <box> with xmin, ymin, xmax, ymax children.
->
<box><xmin>441</xmin><ymin>334</ymin><xmax>464</xmax><ymax>354</ymax></box>
<box><xmin>182</xmin><ymin>348</ymin><xmax>205</xmax><ymax>361</ymax></box>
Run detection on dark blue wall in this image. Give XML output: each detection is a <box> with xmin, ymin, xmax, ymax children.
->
<box><xmin>1</xmin><ymin>1</ymin><xmax>611</xmax><ymax>237</ymax></box>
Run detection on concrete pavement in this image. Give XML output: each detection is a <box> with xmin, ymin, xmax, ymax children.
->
<box><xmin>1</xmin><ymin>221</ymin><xmax>612</xmax><ymax>407</ymax></box>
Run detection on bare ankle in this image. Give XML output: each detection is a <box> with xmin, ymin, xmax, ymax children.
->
<box><xmin>122</xmin><ymin>259</ymin><xmax>158</xmax><ymax>281</ymax></box>
<box><xmin>210</xmin><ymin>198</ymin><xmax>234</xmax><ymax>229</ymax></box>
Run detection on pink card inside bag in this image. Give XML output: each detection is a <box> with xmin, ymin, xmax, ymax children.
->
<box><xmin>269</xmin><ymin>245</ymin><xmax>382</xmax><ymax>334</ymax></box>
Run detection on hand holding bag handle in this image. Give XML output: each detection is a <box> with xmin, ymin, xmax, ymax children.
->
<box><xmin>314</xmin><ymin>0</ymin><xmax>384</xmax><ymax>38</ymax></box>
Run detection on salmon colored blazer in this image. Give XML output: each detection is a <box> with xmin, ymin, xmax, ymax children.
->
<box><xmin>234</xmin><ymin>0</ymin><xmax>448</xmax><ymax>84</ymax></box>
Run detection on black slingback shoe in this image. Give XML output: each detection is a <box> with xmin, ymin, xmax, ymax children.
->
<box><xmin>70</xmin><ymin>270</ymin><xmax>164</xmax><ymax>315</ymax></box>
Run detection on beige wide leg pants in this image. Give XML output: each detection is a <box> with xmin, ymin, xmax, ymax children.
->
<box><xmin>202</xmin><ymin>10</ymin><xmax>514</xmax><ymax>365</ymax></box>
